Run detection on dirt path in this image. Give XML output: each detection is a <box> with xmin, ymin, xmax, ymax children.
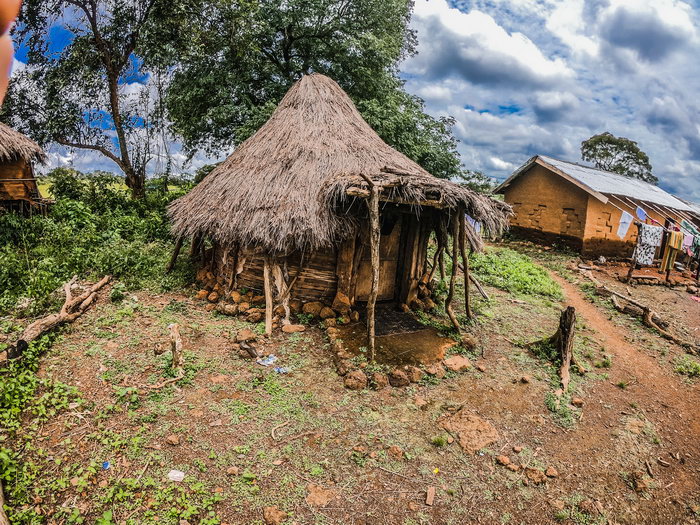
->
<box><xmin>547</xmin><ymin>272</ymin><xmax>700</xmax><ymax>523</ymax></box>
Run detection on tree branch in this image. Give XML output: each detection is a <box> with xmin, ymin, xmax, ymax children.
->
<box><xmin>56</xmin><ymin>137</ymin><xmax>125</xmax><ymax>171</ymax></box>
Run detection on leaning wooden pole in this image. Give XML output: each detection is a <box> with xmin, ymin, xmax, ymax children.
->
<box><xmin>263</xmin><ymin>257</ymin><xmax>274</xmax><ymax>336</ymax></box>
<box><xmin>360</xmin><ymin>174</ymin><xmax>381</xmax><ymax>361</ymax></box>
<box><xmin>458</xmin><ymin>210</ymin><xmax>473</xmax><ymax>320</ymax></box>
<box><xmin>165</xmin><ymin>237</ymin><xmax>184</xmax><ymax>274</ymax></box>
<box><xmin>445</xmin><ymin>214</ymin><xmax>460</xmax><ymax>331</ymax></box>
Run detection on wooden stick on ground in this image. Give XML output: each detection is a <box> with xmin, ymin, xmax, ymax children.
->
<box><xmin>581</xmin><ymin>269</ymin><xmax>696</xmax><ymax>352</ymax></box>
<box><xmin>148</xmin><ymin>323</ymin><xmax>185</xmax><ymax>389</ymax></box>
<box><xmin>263</xmin><ymin>257</ymin><xmax>274</xmax><ymax>336</ymax></box>
<box><xmin>10</xmin><ymin>275</ymin><xmax>111</xmax><ymax>359</ymax></box>
<box><xmin>0</xmin><ymin>481</ymin><xmax>10</xmax><ymax>525</ymax></box>
<box><xmin>458</xmin><ymin>210</ymin><xmax>473</xmax><ymax>320</ymax></box>
<box><xmin>360</xmin><ymin>173</ymin><xmax>381</xmax><ymax>361</ymax></box>
<box><xmin>445</xmin><ymin>214</ymin><xmax>460</xmax><ymax>331</ymax></box>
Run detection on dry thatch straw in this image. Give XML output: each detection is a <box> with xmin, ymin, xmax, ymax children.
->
<box><xmin>0</xmin><ymin>123</ymin><xmax>46</xmax><ymax>164</ymax></box>
<box><xmin>169</xmin><ymin>74</ymin><xmax>511</xmax><ymax>254</ymax></box>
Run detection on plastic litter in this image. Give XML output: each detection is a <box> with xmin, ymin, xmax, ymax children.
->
<box><xmin>167</xmin><ymin>469</ymin><xmax>186</xmax><ymax>482</ymax></box>
<box><xmin>691</xmin><ymin>296</ymin><xmax>700</xmax><ymax>303</ymax></box>
<box><xmin>102</xmin><ymin>461</ymin><xmax>110</xmax><ymax>470</ymax></box>
<box><xmin>273</xmin><ymin>366</ymin><xmax>289</xmax><ymax>374</ymax></box>
<box><xmin>256</xmin><ymin>354</ymin><xmax>278</xmax><ymax>366</ymax></box>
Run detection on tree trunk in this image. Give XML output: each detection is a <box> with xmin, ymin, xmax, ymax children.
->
<box><xmin>125</xmin><ymin>167</ymin><xmax>146</xmax><ymax>199</ymax></box>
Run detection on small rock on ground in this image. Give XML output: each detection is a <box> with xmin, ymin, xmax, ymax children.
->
<box><xmin>443</xmin><ymin>355</ymin><xmax>472</xmax><ymax>372</ymax></box>
<box><xmin>263</xmin><ymin>506</ymin><xmax>287</xmax><ymax>525</ymax></box>
<box><xmin>344</xmin><ymin>370</ymin><xmax>367</xmax><ymax>390</ymax></box>
<box><xmin>281</xmin><ymin>324</ymin><xmax>305</xmax><ymax>333</ymax></box>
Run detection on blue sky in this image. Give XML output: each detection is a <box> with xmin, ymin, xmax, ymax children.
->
<box><xmin>403</xmin><ymin>0</ymin><xmax>700</xmax><ymax>200</ymax></box>
<box><xmin>12</xmin><ymin>0</ymin><xmax>700</xmax><ymax>201</ymax></box>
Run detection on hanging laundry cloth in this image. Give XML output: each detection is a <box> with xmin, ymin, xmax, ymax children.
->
<box><xmin>683</xmin><ymin>233</ymin><xmax>694</xmax><ymax>253</ymax></box>
<box><xmin>465</xmin><ymin>214</ymin><xmax>482</xmax><ymax>234</ymax></box>
<box><xmin>616</xmin><ymin>211</ymin><xmax>633</xmax><ymax>238</ymax></box>
<box><xmin>633</xmin><ymin>224</ymin><xmax>663</xmax><ymax>266</ymax></box>
<box><xmin>660</xmin><ymin>230</ymin><xmax>684</xmax><ymax>272</ymax></box>
<box><xmin>635</xmin><ymin>206</ymin><xmax>647</xmax><ymax>221</ymax></box>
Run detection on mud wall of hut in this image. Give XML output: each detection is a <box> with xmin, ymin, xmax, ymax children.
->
<box><xmin>202</xmin><ymin>205</ymin><xmax>437</xmax><ymax>308</ymax></box>
<box><xmin>0</xmin><ymin>159</ymin><xmax>38</xmax><ymax>202</ymax></box>
<box><xmin>502</xmin><ymin>165</ymin><xmax>588</xmax><ymax>251</ymax></box>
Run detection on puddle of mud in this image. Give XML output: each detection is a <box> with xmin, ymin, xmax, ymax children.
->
<box><xmin>337</xmin><ymin>320</ymin><xmax>456</xmax><ymax>367</ymax></box>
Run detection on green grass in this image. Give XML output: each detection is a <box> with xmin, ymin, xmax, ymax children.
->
<box><xmin>674</xmin><ymin>355</ymin><xmax>700</xmax><ymax>378</ymax></box>
<box><xmin>470</xmin><ymin>247</ymin><xmax>563</xmax><ymax>299</ymax></box>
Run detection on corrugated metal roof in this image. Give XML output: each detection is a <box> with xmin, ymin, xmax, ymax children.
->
<box><xmin>535</xmin><ymin>156</ymin><xmax>694</xmax><ymax>212</ymax></box>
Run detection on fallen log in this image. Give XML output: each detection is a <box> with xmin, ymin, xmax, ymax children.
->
<box><xmin>581</xmin><ymin>270</ymin><xmax>697</xmax><ymax>353</ymax></box>
<box><xmin>9</xmin><ymin>275</ymin><xmax>111</xmax><ymax>360</ymax></box>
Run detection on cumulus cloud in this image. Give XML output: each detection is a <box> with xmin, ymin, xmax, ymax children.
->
<box><xmin>599</xmin><ymin>1</ymin><xmax>696</xmax><ymax>62</ymax></box>
<box><xmin>406</xmin><ymin>0</ymin><xmax>573</xmax><ymax>88</ymax></box>
<box><xmin>401</xmin><ymin>0</ymin><xmax>700</xmax><ymax>201</ymax></box>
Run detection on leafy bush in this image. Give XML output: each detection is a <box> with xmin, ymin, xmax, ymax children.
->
<box><xmin>0</xmin><ymin>169</ymin><xmax>195</xmax><ymax>314</ymax></box>
<box><xmin>469</xmin><ymin>247</ymin><xmax>563</xmax><ymax>299</ymax></box>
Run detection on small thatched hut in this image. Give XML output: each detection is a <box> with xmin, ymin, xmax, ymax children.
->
<box><xmin>0</xmin><ymin>123</ymin><xmax>48</xmax><ymax>213</ymax></box>
<box><xmin>169</xmin><ymin>74</ymin><xmax>510</xmax><ymax>347</ymax></box>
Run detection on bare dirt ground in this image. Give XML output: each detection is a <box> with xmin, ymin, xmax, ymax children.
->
<box><xmin>7</xmin><ymin>245</ymin><xmax>700</xmax><ymax>525</ymax></box>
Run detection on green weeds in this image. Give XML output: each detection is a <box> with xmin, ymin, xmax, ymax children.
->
<box><xmin>469</xmin><ymin>247</ymin><xmax>563</xmax><ymax>299</ymax></box>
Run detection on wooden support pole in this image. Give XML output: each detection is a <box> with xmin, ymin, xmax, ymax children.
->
<box><xmin>438</xmin><ymin>216</ymin><xmax>448</xmax><ymax>281</ymax></box>
<box><xmin>165</xmin><ymin>237</ymin><xmax>184</xmax><ymax>274</ymax></box>
<box><xmin>445</xmin><ymin>214</ymin><xmax>460</xmax><ymax>331</ymax></box>
<box><xmin>360</xmin><ymin>174</ymin><xmax>381</xmax><ymax>361</ymax></box>
<box><xmin>263</xmin><ymin>257</ymin><xmax>273</xmax><ymax>336</ymax></box>
<box><xmin>458</xmin><ymin>210</ymin><xmax>473</xmax><ymax>320</ymax></box>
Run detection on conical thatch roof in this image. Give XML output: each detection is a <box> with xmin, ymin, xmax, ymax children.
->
<box><xmin>169</xmin><ymin>74</ymin><xmax>510</xmax><ymax>253</ymax></box>
<box><xmin>0</xmin><ymin>123</ymin><xmax>46</xmax><ymax>164</ymax></box>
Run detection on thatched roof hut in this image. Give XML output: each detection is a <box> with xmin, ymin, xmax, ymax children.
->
<box><xmin>0</xmin><ymin>123</ymin><xmax>47</xmax><ymax>165</ymax></box>
<box><xmin>0</xmin><ymin>123</ymin><xmax>47</xmax><ymax>213</ymax></box>
<box><xmin>169</xmin><ymin>74</ymin><xmax>508</xmax><ymax>253</ymax></box>
<box><xmin>169</xmin><ymin>74</ymin><xmax>510</xmax><ymax>344</ymax></box>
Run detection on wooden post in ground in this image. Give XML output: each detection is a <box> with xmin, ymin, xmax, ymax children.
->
<box><xmin>165</xmin><ymin>237</ymin><xmax>184</xmax><ymax>274</ymax></box>
<box><xmin>360</xmin><ymin>174</ymin><xmax>381</xmax><ymax>362</ymax></box>
<box><xmin>458</xmin><ymin>210</ymin><xmax>473</xmax><ymax>320</ymax></box>
<box><xmin>263</xmin><ymin>257</ymin><xmax>273</xmax><ymax>336</ymax></box>
<box><xmin>624</xmin><ymin>224</ymin><xmax>641</xmax><ymax>283</ymax></box>
<box><xmin>445</xmin><ymin>214</ymin><xmax>460</xmax><ymax>331</ymax></box>
<box><xmin>552</xmin><ymin>307</ymin><xmax>576</xmax><ymax>392</ymax></box>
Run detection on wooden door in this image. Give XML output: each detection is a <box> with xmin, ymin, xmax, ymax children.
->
<box><xmin>355</xmin><ymin>213</ymin><xmax>402</xmax><ymax>301</ymax></box>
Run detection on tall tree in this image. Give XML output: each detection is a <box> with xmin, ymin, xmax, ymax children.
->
<box><xmin>581</xmin><ymin>132</ymin><xmax>657</xmax><ymax>185</ymax></box>
<box><xmin>166</xmin><ymin>0</ymin><xmax>464</xmax><ymax>179</ymax></box>
<box><xmin>3</xmin><ymin>0</ymin><xmax>193</xmax><ymax>198</ymax></box>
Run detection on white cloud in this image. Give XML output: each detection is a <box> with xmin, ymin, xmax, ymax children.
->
<box><xmin>406</xmin><ymin>0</ymin><xmax>573</xmax><ymax>88</ymax></box>
<box><xmin>10</xmin><ymin>58</ymin><xmax>25</xmax><ymax>76</ymax></box>
<box><xmin>401</xmin><ymin>0</ymin><xmax>700</xmax><ymax>201</ymax></box>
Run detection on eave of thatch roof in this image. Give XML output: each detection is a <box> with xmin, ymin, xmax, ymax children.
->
<box><xmin>169</xmin><ymin>73</ymin><xmax>510</xmax><ymax>254</ymax></box>
<box><xmin>0</xmin><ymin>123</ymin><xmax>47</xmax><ymax>164</ymax></box>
